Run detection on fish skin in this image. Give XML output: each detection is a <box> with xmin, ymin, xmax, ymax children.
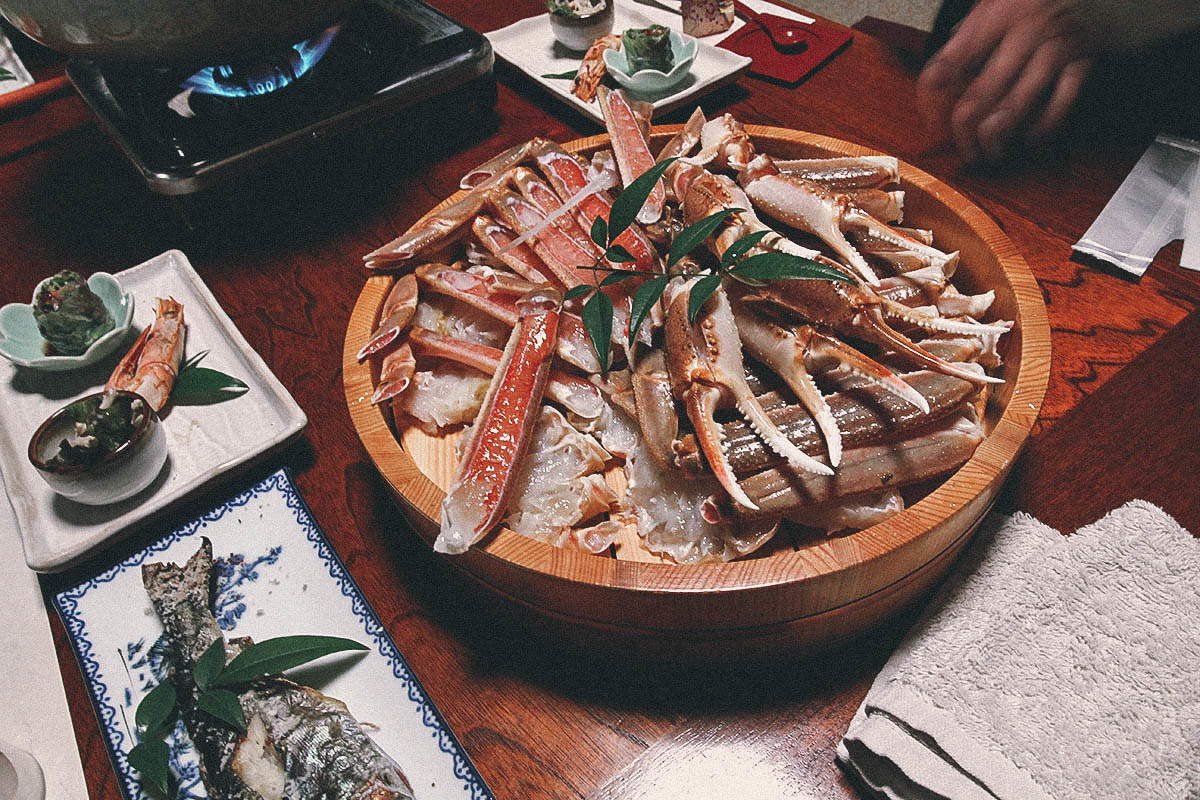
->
<box><xmin>141</xmin><ymin>540</ymin><xmax>415</xmax><ymax>800</ymax></box>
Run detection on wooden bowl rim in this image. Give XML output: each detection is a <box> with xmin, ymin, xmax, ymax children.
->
<box><xmin>344</xmin><ymin>125</ymin><xmax>1050</xmax><ymax>596</ymax></box>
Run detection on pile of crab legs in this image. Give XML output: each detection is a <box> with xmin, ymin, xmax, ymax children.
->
<box><xmin>357</xmin><ymin>86</ymin><xmax>1012</xmax><ymax>558</ymax></box>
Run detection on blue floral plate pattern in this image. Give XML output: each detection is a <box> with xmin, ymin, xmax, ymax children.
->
<box><xmin>50</xmin><ymin>468</ymin><xmax>493</xmax><ymax>800</ymax></box>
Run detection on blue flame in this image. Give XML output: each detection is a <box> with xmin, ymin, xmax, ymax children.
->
<box><xmin>180</xmin><ymin>24</ymin><xmax>340</xmax><ymax>97</ymax></box>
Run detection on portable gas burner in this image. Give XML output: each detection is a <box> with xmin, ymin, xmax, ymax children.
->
<box><xmin>66</xmin><ymin>0</ymin><xmax>494</xmax><ymax>195</ymax></box>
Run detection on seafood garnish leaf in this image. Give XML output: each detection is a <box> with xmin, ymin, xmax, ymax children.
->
<box><xmin>565</xmin><ymin>284</ymin><xmax>593</xmax><ymax>300</ymax></box>
<box><xmin>668</xmin><ymin>208</ymin><xmax>739</xmax><ymax>269</ymax></box>
<box><xmin>590</xmin><ymin>216</ymin><xmax>608</xmax><ymax>246</ymax></box>
<box><xmin>196</xmin><ymin>687</ymin><xmax>247</xmax><ymax>732</ymax></box>
<box><xmin>0</xmin><ymin>68</ymin><xmax>16</xmax><ymax>81</ymax></box>
<box><xmin>605</xmin><ymin>243</ymin><xmax>637</xmax><ymax>262</ymax></box>
<box><xmin>193</xmin><ymin>638</ymin><xmax>225</xmax><ymax>691</ymax></box>
<box><xmin>127</xmin><ymin>739</ymin><xmax>170</xmax><ymax>796</ymax></box>
<box><xmin>628</xmin><ymin>275</ymin><xmax>669</xmax><ymax>348</ymax></box>
<box><xmin>213</xmin><ymin>634</ymin><xmax>368</xmax><ymax>687</ymax></box>
<box><xmin>609</xmin><ymin>157</ymin><xmax>677</xmax><ymax>243</ymax></box>
<box><xmin>134</xmin><ymin>680</ymin><xmax>176</xmax><ymax>737</ymax></box>
<box><xmin>688</xmin><ymin>273</ymin><xmax>722</xmax><ymax>324</ymax></box>
<box><xmin>600</xmin><ymin>270</ymin><xmax>636</xmax><ymax>286</ymax></box>
<box><xmin>171</xmin><ymin>349</ymin><xmax>249</xmax><ymax>405</ymax></box>
<box><xmin>729</xmin><ymin>251</ymin><xmax>853</xmax><ymax>283</ymax></box>
<box><xmin>720</xmin><ymin>229</ymin><xmax>769</xmax><ymax>268</ymax></box>
<box><xmin>582</xmin><ymin>290</ymin><xmax>614</xmax><ymax>373</ymax></box>
<box><xmin>541</xmin><ymin>69</ymin><xmax>579</xmax><ymax>79</ymax></box>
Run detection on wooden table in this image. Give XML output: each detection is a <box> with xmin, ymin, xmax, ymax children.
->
<box><xmin>3</xmin><ymin>4</ymin><xmax>1197</xmax><ymax>798</ymax></box>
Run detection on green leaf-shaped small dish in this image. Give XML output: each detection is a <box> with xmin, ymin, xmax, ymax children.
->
<box><xmin>0</xmin><ymin>272</ymin><xmax>134</xmax><ymax>371</ymax></box>
<box><xmin>603</xmin><ymin>30</ymin><xmax>698</xmax><ymax>96</ymax></box>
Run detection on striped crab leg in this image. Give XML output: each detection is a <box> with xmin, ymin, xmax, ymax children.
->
<box><xmin>773</xmin><ymin>155</ymin><xmax>900</xmax><ymax>190</ymax></box>
<box><xmin>436</xmin><ymin>288</ymin><xmax>563</xmax><ymax>555</ymax></box>
<box><xmin>596</xmin><ymin>86</ymin><xmax>666</xmax><ymax>224</ymax></box>
<box><xmin>471</xmin><ymin>215</ymin><xmax>552</xmax><ymax>284</ymax></box>
<box><xmin>407</xmin><ymin>326</ymin><xmax>604</xmax><ymax>419</ymax></box>
<box><xmin>416</xmin><ymin>263</ymin><xmax>601</xmax><ymax>373</ymax></box>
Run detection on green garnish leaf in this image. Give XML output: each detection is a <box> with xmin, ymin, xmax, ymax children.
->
<box><xmin>729</xmin><ymin>252</ymin><xmax>854</xmax><ymax>283</ymax></box>
<box><xmin>128</xmin><ymin>739</ymin><xmax>170</xmax><ymax>796</ymax></box>
<box><xmin>605</xmin><ymin>244</ymin><xmax>637</xmax><ymax>263</ymax></box>
<box><xmin>687</xmin><ymin>273</ymin><xmax>723</xmax><ymax>324</ymax></box>
<box><xmin>668</xmin><ymin>209</ymin><xmax>740</xmax><ymax>269</ymax></box>
<box><xmin>193</xmin><ymin>639</ymin><xmax>226</xmax><ymax>692</ymax></box>
<box><xmin>0</xmin><ymin>68</ymin><xmax>16</xmax><ymax>82</ymax></box>
<box><xmin>213</xmin><ymin>635</ymin><xmax>368</xmax><ymax>687</ymax></box>
<box><xmin>626</xmin><ymin>275</ymin><xmax>669</xmax><ymax>348</ymax></box>
<box><xmin>541</xmin><ymin>69</ymin><xmax>579</xmax><ymax>79</ymax></box>
<box><xmin>564</xmin><ymin>284</ymin><xmax>593</xmax><ymax>301</ymax></box>
<box><xmin>599</xmin><ymin>271</ymin><xmax>635</xmax><ymax>287</ymax></box>
<box><xmin>590</xmin><ymin>216</ymin><xmax>608</xmax><ymax>247</ymax></box>
<box><xmin>720</xmin><ymin>230</ymin><xmax>770</xmax><ymax>268</ymax></box>
<box><xmin>608</xmin><ymin>157</ymin><xmax>676</xmax><ymax>244</ymax></box>
<box><xmin>581</xmin><ymin>290</ymin><xmax>613</xmax><ymax>374</ymax></box>
<box><xmin>171</xmin><ymin>365</ymin><xmax>249</xmax><ymax>406</ymax></box>
<box><xmin>197</xmin><ymin>688</ymin><xmax>246</xmax><ymax>733</ymax></box>
<box><xmin>135</xmin><ymin>681</ymin><xmax>176</xmax><ymax>738</ymax></box>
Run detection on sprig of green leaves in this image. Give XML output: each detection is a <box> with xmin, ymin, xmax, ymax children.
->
<box><xmin>127</xmin><ymin>635</ymin><xmax>367</xmax><ymax>796</ymax></box>
<box><xmin>171</xmin><ymin>350</ymin><xmax>249</xmax><ymax>405</ymax></box>
<box><xmin>0</xmin><ymin>68</ymin><xmax>16</xmax><ymax>82</ymax></box>
<box><xmin>565</xmin><ymin>156</ymin><xmax>852</xmax><ymax>363</ymax></box>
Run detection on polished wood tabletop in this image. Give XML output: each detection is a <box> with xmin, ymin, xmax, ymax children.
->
<box><xmin>3</xmin><ymin>2</ymin><xmax>1198</xmax><ymax>798</ymax></box>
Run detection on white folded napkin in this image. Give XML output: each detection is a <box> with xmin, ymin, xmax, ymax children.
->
<box><xmin>1073</xmin><ymin>134</ymin><xmax>1200</xmax><ymax>275</ymax></box>
<box><xmin>838</xmin><ymin>500</ymin><xmax>1200</xmax><ymax>800</ymax></box>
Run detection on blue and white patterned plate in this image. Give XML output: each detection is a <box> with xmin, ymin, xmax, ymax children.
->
<box><xmin>51</xmin><ymin>468</ymin><xmax>492</xmax><ymax>800</ymax></box>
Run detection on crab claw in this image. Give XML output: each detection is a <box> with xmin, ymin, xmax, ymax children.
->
<box><xmin>357</xmin><ymin>274</ymin><xmax>419</xmax><ymax>360</ymax></box>
<box><xmin>370</xmin><ymin>342</ymin><xmax>416</xmax><ymax>405</ymax></box>
<box><xmin>666</xmin><ymin>283</ymin><xmax>833</xmax><ymax>510</ymax></box>
<box><xmin>436</xmin><ymin>288</ymin><xmax>563</xmax><ymax>554</ymax></box>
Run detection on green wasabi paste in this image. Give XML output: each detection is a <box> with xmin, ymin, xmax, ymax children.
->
<box><xmin>32</xmin><ymin>270</ymin><xmax>114</xmax><ymax>356</ymax></box>
<box><xmin>622</xmin><ymin>25</ymin><xmax>674</xmax><ymax>73</ymax></box>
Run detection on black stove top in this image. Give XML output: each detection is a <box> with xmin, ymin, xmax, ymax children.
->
<box><xmin>67</xmin><ymin>0</ymin><xmax>494</xmax><ymax>195</ymax></box>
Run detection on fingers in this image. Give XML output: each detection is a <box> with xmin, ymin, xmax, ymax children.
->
<box><xmin>949</xmin><ymin>20</ymin><xmax>1046</xmax><ymax>160</ymax></box>
<box><xmin>1028</xmin><ymin>58</ymin><xmax>1091</xmax><ymax>145</ymax></box>
<box><xmin>974</xmin><ymin>37</ymin><xmax>1075</xmax><ymax>159</ymax></box>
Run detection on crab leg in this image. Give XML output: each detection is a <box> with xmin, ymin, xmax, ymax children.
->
<box><xmin>416</xmin><ymin>263</ymin><xmax>601</xmax><ymax>373</ymax></box>
<box><xmin>436</xmin><ymin>288</ymin><xmax>563</xmax><ymax>555</ymax></box>
<box><xmin>846</xmin><ymin>189</ymin><xmax>904</xmax><ymax>224</ymax></box>
<box><xmin>471</xmin><ymin>215</ymin><xmax>552</xmax><ymax>284</ymax></box>
<box><xmin>407</xmin><ymin>326</ymin><xmax>604</xmax><ymax>419</ymax></box>
<box><xmin>675</xmin><ymin>370</ymin><xmax>976</xmax><ymax>476</ymax></box>
<box><xmin>702</xmin><ymin>412</ymin><xmax>984</xmax><ymax>522</ymax></box>
<box><xmin>490</xmin><ymin>190</ymin><xmax>598</xmax><ymax>288</ymax></box>
<box><xmin>739</xmin><ymin>279</ymin><xmax>1006</xmax><ymax>386</ymax></box>
<box><xmin>511</xmin><ymin>167</ymin><xmax>606</xmax><ymax>263</ymax></box>
<box><xmin>629</xmin><ymin>348</ymin><xmax>680</xmax><ymax>470</ymax></box>
<box><xmin>533</xmin><ymin>141</ymin><xmax>660</xmax><ymax>271</ymax></box>
<box><xmin>596</xmin><ymin>86</ymin><xmax>666</xmax><ymax>224</ymax></box>
<box><xmin>772</xmin><ymin>155</ymin><xmax>900</xmax><ymax>190</ymax></box>
<box><xmin>356</xmin><ymin>273</ymin><xmax>419</xmax><ymax>360</ymax></box>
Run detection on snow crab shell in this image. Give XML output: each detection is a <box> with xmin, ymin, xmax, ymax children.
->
<box><xmin>343</xmin><ymin>125</ymin><xmax>1049</xmax><ymax>662</ymax></box>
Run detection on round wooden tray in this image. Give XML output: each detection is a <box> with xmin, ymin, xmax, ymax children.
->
<box><xmin>343</xmin><ymin>126</ymin><xmax>1051</xmax><ymax>661</ymax></box>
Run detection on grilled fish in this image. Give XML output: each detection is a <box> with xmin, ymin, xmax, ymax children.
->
<box><xmin>142</xmin><ymin>540</ymin><xmax>416</xmax><ymax>800</ymax></box>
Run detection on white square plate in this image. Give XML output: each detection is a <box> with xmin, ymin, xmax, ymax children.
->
<box><xmin>51</xmin><ymin>469</ymin><xmax>492</xmax><ymax>800</ymax></box>
<box><xmin>487</xmin><ymin>3</ymin><xmax>752</xmax><ymax>123</ymax></box>
<box><xmin>0</xmin><ymin>250</ymin><xmax>308</xmax><ymax>571</ymax></box>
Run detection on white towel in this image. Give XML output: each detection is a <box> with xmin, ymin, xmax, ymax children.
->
<box><xmin>837</xmin><ymin>500</ymin><xmax>1200</xmax><ymax>800</ymax></box>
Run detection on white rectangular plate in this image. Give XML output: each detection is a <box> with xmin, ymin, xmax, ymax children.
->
<box><xmin>0</xmin><ymin>250</ymin><xmax>308</xmax><ymax>571</ymax></box>
<box><xmin>50</xmin><ymin>468</ymin><xmax>493</xmax><ymax>800</ymax></box>
<box><xmin>487</xmin><ymin>3</ymin><xmax>751</xmax><ymax>123</ymax></box>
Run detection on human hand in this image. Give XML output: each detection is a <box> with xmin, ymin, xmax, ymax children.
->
<box><xmin>917</xmin><ymin>0</ymin><xmax>1094</xmax><ymax>161</ymax></box>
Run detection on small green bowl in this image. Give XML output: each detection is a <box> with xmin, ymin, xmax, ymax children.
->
<box><xmin>602</xmin><ymin>30</ymin><xmax>698</xmax><ymax>95</ymax></box>
<box><xmin>0</xmin><ymin>272</ymin><xmax>134</xmax><ymax>371</ymax></box>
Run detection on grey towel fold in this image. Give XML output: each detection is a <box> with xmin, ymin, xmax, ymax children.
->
<box><xmin>838</xmin><ymin>500</ymin><xmax>1200</xmax><ymax>800</ymax></box>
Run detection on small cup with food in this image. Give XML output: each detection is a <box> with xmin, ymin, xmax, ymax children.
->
<box><xmin>28</xmin><ymin>389</ymin><xmax>168</xmax><ymax>505</ymax></box>
<box><xmin>547</xmin><ymin>0</ymin><xmax>615</xmax><ymax>52</ymax></box>
<box><xmin>602</xmin><ymin>25</ymin><xmax>699</xmax><ymax>95</ymax></box>
<box><xmin>0</xmin><ymin>270</ymin><xmax>134</xmax><ymax>371</ymax></box>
